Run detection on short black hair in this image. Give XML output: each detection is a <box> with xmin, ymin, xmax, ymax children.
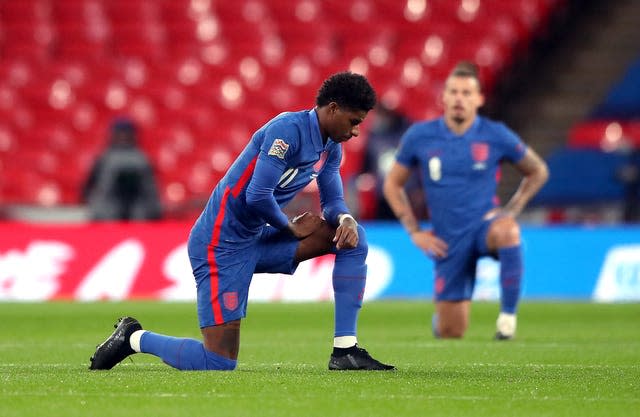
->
<box><xmin>449</xmin><ymin>61</ymin><xmax>482</xmax><ymax>91</ymax></box>
<box><xmin>316</xmin><ymin>71</ymin><xmax>376</xmax><ymax>111</ymax></box>
<box><xmin>110</xmin><ymin>117</ymin><xmax>137</xmax><ymax>134</ymax></box>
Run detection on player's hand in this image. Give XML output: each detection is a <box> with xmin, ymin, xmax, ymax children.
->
<box><xmin>333</xmin><ymin>216</ymin><xmax>358</xmax><ymax>250</ymax></box>
<box><xmin>288</xmin><ymin>212</ymin><xmax>323</xmax><ymax>239</ymax></box>
<box><xmin>411</xmin><ymin>230</ymin><xmax>448</xmax><ymax>259</ymax></box>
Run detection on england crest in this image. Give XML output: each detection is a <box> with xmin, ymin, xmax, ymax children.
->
<box><xmin>471</xmin><ymin>142</ymin><xmax>489</xmax><ymax>162</ymax></box>
<box><xmin>223</xmin><ymin>292</ymin><xmax>239</xmax><ymax>311</ymax></box>
<box><xmin>471</xmin><ymin>142</ymin><xmax>489</xmax><ymax>170</ymax></box>
<box><xmin>268</xmin><ymin>138</ymin><xmax>289</xmax><ymax>159</ymax></box>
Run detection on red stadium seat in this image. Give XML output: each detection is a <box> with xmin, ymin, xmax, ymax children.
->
<box><xmin>52</xmin><ymin>1</ymin><xmax>85</xmax><ymax>23</ymax></box>
<box><xmin>0</xmin><ymin>123</ymin><xmax>18</xmax><ymax>154</ymax></box>
<box><xmin>0</xmin><ymin>0</ymin><xmax>565</xmax><ymax>210</ymax></box>
<box><xmin>109</xmin><ymin>21</ymin><xmax>166</xmax><ymax>59</ymax></box>
<box><xmin>0</xmin><ymin>0</ymin><xmax>49</xmax><ymax>21</ymax></box>
<box><xmin>143</xmin><ymin>80</ymin><xmax>189</xmax><ymax>112</ymax></box>
<box><xmin>213</xmin><ymin>0</ymin><xmax>271</xmax><ymax>24</ymax></box>
<box><xmin>105</xmin><ymin>0</ymin><xmax>162</xmax><ymax>24</ymax></box>
<box><xmin>159</xmin><ymin>1</ymin><xmax>191</xmax><ymax>24</ymax></box>
<box><xmin>269</xmin><ymin>0</ymin><xmax>337</xmax><ymax>25</ymax></box>
<box><xmin>0</xmin><ymin>82</ymin><xmax>21</xmax><ymax>114</ymax></box>
<box><xmin>323</xmin><ymin>0</ymin><xmax>386</xmax><ymax>25</ymax></box>
<box><xmin>55</xmin><ymin>23</ymin><xmax>111</xmax><ymax>60</ymax></box>
<box><xmin>568</xmin><ymin>120</ymin><xmax>640</xmax><ymax>151</ymax></box>
<box><xmin>0</xmin><ymin>58</ymin><xmax>38</xmax><ymax>88</ymax></box>
<box><xmin>488</xmin><ymin>0</ymin><xmax>558</xmax><ymax>32</ymax></box>
<box><xmin>1</xmin><ymin>22</ymin><xmax>56</xmax><ymax>60</ymax></box>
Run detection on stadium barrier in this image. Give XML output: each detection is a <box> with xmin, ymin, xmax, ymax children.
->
<box><xmin>1</xmin><ymin>222</ymin><xmax>638</xmax><ymax>302</ymax></box>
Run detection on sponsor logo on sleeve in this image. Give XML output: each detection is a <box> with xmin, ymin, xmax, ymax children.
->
<box><xmin>268</xmin><ymin>139</ymin><xmax>289</xmax><ymax>159</ymax></box>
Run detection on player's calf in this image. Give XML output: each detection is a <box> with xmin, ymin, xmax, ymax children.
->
<box><xmin>434</xmin><ymin>301</ymin><xmax>470</xmax><ymax>338</ymax></box>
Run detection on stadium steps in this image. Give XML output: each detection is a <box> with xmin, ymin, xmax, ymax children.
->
<box><xmin>496</xmin><ymin>0</ymin><xmax>640</xmax><ymax>203</ymax></box>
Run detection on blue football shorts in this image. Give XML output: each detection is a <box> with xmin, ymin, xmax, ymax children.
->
<box><xmin>188</xmin><ymin>225</ymin><xmax>299</xmax><ymax>327</ymax></box>
<box><xmin>433</xmin><ymin>219</ymin><xmax>494</xmax><ymax>302</ymax></box>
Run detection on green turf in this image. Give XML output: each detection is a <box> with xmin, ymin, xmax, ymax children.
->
<box><xmin>1</xmin><ymin>301</ymin><xmax>638</xmax><ymax>417</ymax></box>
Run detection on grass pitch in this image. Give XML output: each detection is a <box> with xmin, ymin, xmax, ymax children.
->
<box><xmin>1</xmin><ymin>301</ymin><xmax>638</xmax><ymax>417</ymax></box>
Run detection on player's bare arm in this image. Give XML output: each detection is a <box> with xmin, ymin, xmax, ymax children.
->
<box><xmin>503</xmin><ymin>148</ymin><xmax>549</xmax><ymax>217</ymax></box>
<box><xmin>383</xmin><ymin>163</ymin><xmax>421</xmax><ymax>234</ymax></box>
<box><xmin>288</xmin><ymin>211</ymin><xmax>323</xmax><ymax>239</ymax></box>
<box><xmin>384</xmin><ymin>163</ymin><xmax>448</xmax><ymax>257</ymax></box>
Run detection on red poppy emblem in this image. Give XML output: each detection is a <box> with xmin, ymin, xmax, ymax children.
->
<box><xmin>313</xmin><ymin>151</ymin><xmax>328</xmax><ymax>172</ymax></box>
<box><xmin>223</xmin><ymin>292</ymin><xmax>239</xmax><ymax>311</ymax></box>
<box><xmin>471</xmin><ymin>142</ymin><xmax>489</xmax><ymax>162</ymax></box>
<box><xmin>435</xmin><ymin>276</ymin><xmax>445</xmax><ymax>295</ymax></box>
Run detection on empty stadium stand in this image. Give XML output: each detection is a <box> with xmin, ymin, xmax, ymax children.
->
<box><xmin>534</xmin><ymin>55</ymin><xmax>640</xmax><ymax>221</ymax></box>
<box><xmin>0</xmin><ymin>0</ymin><xmax>565</xmax><ymax>217</ymax></box>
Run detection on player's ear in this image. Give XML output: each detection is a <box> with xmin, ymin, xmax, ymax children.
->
<box><xmin>478</xmin><ymin>93</ymin><xmax>485</xmax><ymax>107</ymax></box>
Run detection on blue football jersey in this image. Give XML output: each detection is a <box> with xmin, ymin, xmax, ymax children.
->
<box><xmin>395</xmin><ymin>116</ymin><xmax>527</xmax><ymax>241</ymax></box>
<box><xmin>192</xmin><ymin>109</ymin><xmax>350</xmax><ymax>246</ymax></box>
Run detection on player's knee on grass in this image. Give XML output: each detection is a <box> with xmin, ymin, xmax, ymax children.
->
<box><xmin>167</xmin><ymin>338</ymin><xmax>237</xmax><ymax>370</ymax></box>
<box><xmin>203</xmin><ymin>349</ymin><xmax>237</xmax><ymax>371</ymax></box>
<box><xmin>435</xmin><ymin>302</ymin><xmax>469</xmax><ymax>338</ymax></box>
<box><xmin>437</xmin><ymin>322</ymin><xmax>467</xmax><ymax>338</ymax></box>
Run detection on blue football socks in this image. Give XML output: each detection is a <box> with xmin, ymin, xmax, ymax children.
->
<box><xmin>332</xmin><ymin>265</ymin><xmax>366</xmax><ymax>337</ymax></box>
<box><xmin>140</xmin><ymin>332</ymin><xmax>237</xmax><ymax>371</ymax></box>
<box><xmin>332</xmin><ymin>237</ymin><xmax>367</xmax><ymax>338</ymax></box>
<box><xmin>498</xmin><ymin>245</ymin><xmax>523</xmax><ymax>314</ymax></box>
<box><xmin>333</xmin><ymin>226</ymin><xmax>369</xmax><ymax>337</ymax></box>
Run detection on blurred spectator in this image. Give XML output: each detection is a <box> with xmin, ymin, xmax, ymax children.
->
<box><xmin>82</xmin><ymin>118</ymin><xmax>162</xmax><ymax>221</ymax></box>
<box><xmin>362</xmin><ymin>104</ymin><xmax>426</xmax><ymax>219</ymax></box>
<box><xmin>618</xmin><ymin>147</ymin><xmax>640</xmax><ymax>222</ymax></box>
